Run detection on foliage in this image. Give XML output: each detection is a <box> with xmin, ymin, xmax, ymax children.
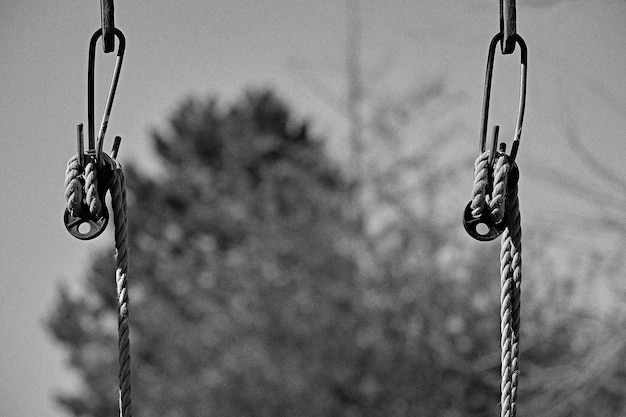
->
<box><xmin>48</xmin><ymin>89</ymin><xmax>626</xmax><ymax>417</ymax></box>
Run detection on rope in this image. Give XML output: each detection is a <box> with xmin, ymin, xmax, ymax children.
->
<box><xmin>470</xmin><ymin>151</ymin><xmax>490</xmax><ymax>218</ymax></box>
<box><xmin>470</xmin><ymin>151</ymin><xmax>522</xmax><ymax>417</ymax></box>
<box><xmin>64</xmin><ymin>156</ymin><xmax>84</xmax><ymax>216</ymax></box>
<box><xmin>499</xmin><ymin>176</ymin><xmax>521</xmax><ymax>417</ymax></box>
<box><xmin>85</xmin><ymin>159</ymin><xmax>103</xmax><ymax>217</ymax></box>
<box><xmin>491</xmin><ymin>154</ymin><xmax>509</xmax><ymax>224</ymax></box>
<box><xmin>111</xmin><ymin>161</ymin><xmax>132</xmax><ymax>417</ymax></box>
<box><xmin>64</xmin><ymin>156</ymin><xmax>133</xmax><ymax>417</ymax></box>
<box><xmin>470</xmin><ymin>150</ymin><xmax>509</xmax><ymax>223</ymax></box>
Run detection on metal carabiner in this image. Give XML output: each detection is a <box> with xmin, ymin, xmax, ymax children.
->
<box><xmin>87</xmin><ymin>28</ymin><xmax>125</xmax><ymax>162</ymax></box>
<box><xmin>479</xmin><ymin>32</ymin><xmax>527</xmax><ymax>166</ymax></box>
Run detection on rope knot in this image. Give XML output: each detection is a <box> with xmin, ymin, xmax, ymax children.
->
<box><xmin>463</xmin><ymin>150</ymin><xmax>518</xmax><ymax>241</ymax></box>
<box><xmin>471</xmin><ymin>150</ymin><xmax>510</xmax><ymax>221</ymax></box>
<box><xmin>63</xmin><ymin>152</ymin><xmax>118</xmax><ymax>240</ymax></box>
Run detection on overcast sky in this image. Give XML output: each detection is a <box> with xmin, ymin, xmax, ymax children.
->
<box><xmin>1</xmin><ymin>1</ymin><xmax>625</xmax><ymax>416</ymax></box>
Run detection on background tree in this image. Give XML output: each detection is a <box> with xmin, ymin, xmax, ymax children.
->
<box><xmin>337</xmin><ymin>1</ymin><xmax>626</xmax><ymax>414</ymax></box>
<box><xmin>49</xmin><ymin>90</ymin><xmax>364</xmax><ymax>416</ymax></box>
<box><xmin>48</xmin><ymin>87</ymin><xmax>626</xmax><ymax>417</ymax></box>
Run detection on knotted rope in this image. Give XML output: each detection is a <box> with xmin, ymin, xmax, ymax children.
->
<box><xmin>64</xmin><ymin>156</ymin><xmax>105</xmax><ymax>219</ymax></box>
<box><xmin>64</xmin><ymin>155</ymin><xmax>133</xmax><ymax>417</ymax></box>
<box><xmin>85</xmin><ymin>159</ymin><xmax>103</xmax><ymax>217</ymax></box>
<box><xmin>470</xmin><ymin>150</ymin><xmax>522</xmax><ymax>417</ymax></box>
<box><xmin>64</xmin><ymin>156</ymin><xmax>84</xmax><ymax>215</ymax></box>
<box><xmin>470</xmin><ymin>150</ymin><xmax>508</xmax><ymax>223</ymax></box>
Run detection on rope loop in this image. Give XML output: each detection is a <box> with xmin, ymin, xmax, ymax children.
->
<box><xmin>63</xmin><ymin>151</ymin><xmax>114</xmax><ymax>240</ymax></box>
<box><xmin>473</xmin><ymin>150</ymin><xmax>510</xmax><ymax>220</ymax></box>
<box><xmin>463</xmin><ymin>144</ymin><xmax>513</xmax><ymax>241</ymax></box>
<box><xmin>85</xmin><ymin>159</ymin><xmax>103</xmax><ymax>217</ymax></box>
<box><xmin>64</xmin><ymin>155</ymin><xmax>85</xmax><ymax>216</ymax></box>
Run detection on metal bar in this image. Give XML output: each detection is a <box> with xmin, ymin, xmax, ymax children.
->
<box><xmin>500</xmin><ymin>0</ymin><xmax>516</xmax><ymax>54</ymax></box>
<box><xmin>77</xmin><ymin>123</ymin><xmax>85</xmax><ymax>167</ymax></box>
<box><xmin>488</xmin><ymin>125</ymin><xmax>500</xmax><ymax>167</ymax></box>
<box><xmin>111</xmin><ymin>136</ymin><xmax>122</xmax><ymax>160</ymax></box>
<box><xmin>101</xmin><ymin>0</ymin><xmax>115</xmax><ymax>53</ymax></box>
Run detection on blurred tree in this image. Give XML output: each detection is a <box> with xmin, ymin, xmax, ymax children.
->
<box><xmin>48</xmin><ymin>87</ymin><xmax>626</xmax><ymax>417</ymax></box>
<box><xmin>337</xmin><ymin>1</ymin><xmax>626</xmax><ymax>415</ymax></box>
<box><xmin>49</xmin><ymin>90</ymin><xmax>364</xmax><ymax>417</ymax></box>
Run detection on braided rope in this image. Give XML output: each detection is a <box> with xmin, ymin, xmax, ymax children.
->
<box><xmin>111</xmin><ymin>163</ymin><xmax>132</xmax><ymax>417</ymax></box>
<box><xmin>64</xmin><ymin>156</ymin><xmax>106</xmax><ymax>217</ymax></box>
<box><xmin>499</xmin><ymin>179</ymin><xmax>521</xmax><ymax>417</ymax></box>
<box><xmin>85</xmin><ymin>160</ymin><xmax>103</xmax><ymax>216</ymax></box>
<box><xmin>63</xmin><ymin>156</ymin><xmax>133</xmax><ymax>417</ymax></box>
<box><xmin>471</xmin><ymin>151</ymin><xmax>490</xmax><ymax>218</ymax></box>
<box><xmin>470</xmin><ymin>151</ymin><xmax>508</xmax><ymax>222</ymax></box>
<box><xmin>490</xmin><ymin>155</ymin><xmax>509</xmax><ymax>223</ymax></box>
<box><xmin>64</xmin><ymin>156</ymin><xmax>84</xmax><ymax>215</ymax></box>
<box><xmin>470</xmin><ymin>152</ymin><xmax>522</xmax><ymax>416</ymax></box>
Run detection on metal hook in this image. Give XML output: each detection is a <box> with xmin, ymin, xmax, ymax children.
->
<box><xmin>500</xmin><ymin>0</ymin><xmax>517</xmax><ymax>54</ymax></box>
<box><xmin>100</xmin><ymin>0</ymin><xmax>115</xmax><ymax>53</ymax></box>
<box><xmin>479</xmin><ymin>32</ymin><xmax>527</xmax><ymax>165</ymax></box>
<box><xmin>87</xmin><ymin>28</ymin><xmax>126</xmax><ymax>162</ymax></box>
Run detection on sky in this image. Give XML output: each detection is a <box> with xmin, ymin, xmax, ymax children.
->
<box><xmin>1</xmin><ymin>1</ymin><xmax>626</xmax><ymax>416</ymax></box>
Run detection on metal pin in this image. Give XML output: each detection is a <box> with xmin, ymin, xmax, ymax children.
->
<box><xmin>111</xmin><ymin>136</ymin><xmax>122</xmax><ymax>160</ymax></box>
<box><xmin>488</xmin><ymin>125</ymin><xmax>499</xmax><ymax>167</ymax></box>
<box><xmin>77</xmin><ymin>123</ymin><xmax>85</xmax><ymax>167</ymax></box>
